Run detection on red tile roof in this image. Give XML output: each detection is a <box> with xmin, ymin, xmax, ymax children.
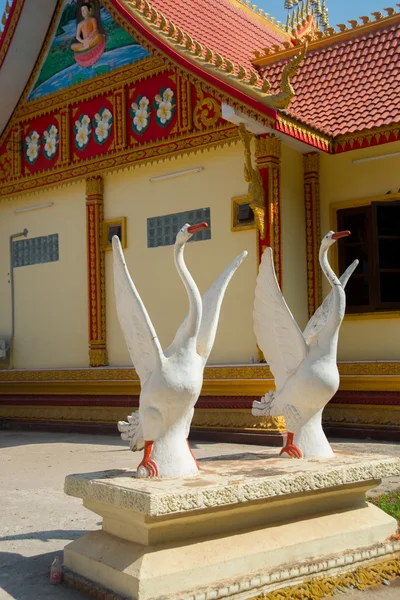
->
<box><xmin>147</xmin><ymin>0</ymin><xmax>290</xmax><ymax>76</ymax></box>
<box><xmin>259</xmin><ymin>17</ymin><xmax>400</xmax><ymax>136</ymax></box>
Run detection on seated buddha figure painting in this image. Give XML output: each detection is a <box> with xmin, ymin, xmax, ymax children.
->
<box><xmin>28</xmin><ymin>1</ymin><xmax>150</xmax><ymax>101</ymax></box>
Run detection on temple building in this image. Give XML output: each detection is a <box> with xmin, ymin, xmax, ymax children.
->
<box><xmin>0</xmin><ymin>0</ymin><xmax>399</xmax><ymax>442</ymax></box>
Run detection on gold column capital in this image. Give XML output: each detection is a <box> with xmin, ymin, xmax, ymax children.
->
<box><xmin>86</xmin><ymin>176</ymin><xmax>104</xmax><ymax>197</ymax></box>
<box><xmin>303</xmin><ymin>151</ymin><xmax>320</xmax><ymax>176</ymax></box>
<box><xmin>255</xmin><ymin>134</ymin><xmax>281</xmax><ymax>163</ymax></box>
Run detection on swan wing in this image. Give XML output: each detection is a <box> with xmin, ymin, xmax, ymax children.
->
<box><xmin>303</xmin><ymin>259</ymin><xmax>359</xmax><ymax>343</ymax></box>
<box><xmin>112</xmin><ymin>236</ymin><xmax>163</xmax><ymax>383</ymax></box>
<box><xmin>254</xmin><ymin>247</ymin><xmax>308</xmax><ymax>391</ymax></box>
<box><xmin>165</xmin><ymin>251</ymin><xmax>248</xmax><ymax>360</ymax></box>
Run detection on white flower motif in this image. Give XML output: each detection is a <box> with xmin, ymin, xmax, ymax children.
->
<box><xmin>76</xmin><ymin>127</ymin><xmax>89</xmax><ymax>148</ymax></box>
<box><xmin>94</xmin><ymin>113</ymin><xmax>101</xmax><ymax>123</ymax></box>
<box><xmin>26</xmin><ymin>143</ymin><xmax>38</xmax><ymax>162</ymax></box>
<box><xmin>44</xmin><ymin>137</ymin><xmax>57</xmax><ymax>157</ymax></box>
<box><xmin>139</xmin><ymin>97</ymin><xmax>149</xmax><ymax>109</ymax></box>
<box><xmin>131</xmin><ymin>102</ymin><xmax>139</xmax><ymax>112</ymax></box>
<box><xmin>48</xmin><ymin>125</ymin><xmax>58</xmax><ymax>137</ymax></box>
<box><xmin>30</xmin><ymin>131</ymin><xmax>40</xmax><ymax>143</ymax></box>
<box><xmin>75</xmin><ymin>120</ymin><xmax>81</xmax><ymax>129</ymax></box>
<box><xmin>155</xmin><ymin>94</ymin><xmax>162</xmax><ymax>104</ymax></box>
<box><xmin>81</xmin><ymin>115</ymin><xmax>91</xmax><ymax>127</ymax></box>
<box><xmin>163</xmin><ymin>88</ymin><xmax>174</xmax><ymax>102</ymax></box>
<box><xmin>133</xmin><ymin>109</ymin><xmax>148</xmax><ymax>132</ymax></box>
<box><xmin>95</xmin><ymin>119</ymin><xmax>110</xmax><ymax>142</ymax></box>
<box><xmin>102</xmin><ymin>108</ymin><xmax>112</xmax><ymax>122</ymax></box>
<box><xmin>157</xmin><ymin>101</ymin><xmax>172</xmax><ymax>124</ymax></box>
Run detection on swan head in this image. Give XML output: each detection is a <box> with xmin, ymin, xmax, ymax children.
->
<box><xmin>321</xmin><ymin>230</ymin><xmax>351</xmax><ymax>251</ymax></box>
<box><xmin>175</xmin><ymin>222</ymin><xmax>208</xmax><ymax>246</ymax></box>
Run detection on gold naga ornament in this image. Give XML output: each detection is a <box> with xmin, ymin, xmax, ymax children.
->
<box><xmin>238</xmin><ymin>123</ymin><xmax>266</xmax><ymax>240</ymax></box>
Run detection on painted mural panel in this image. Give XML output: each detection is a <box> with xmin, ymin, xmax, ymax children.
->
<box><xmin>28</xmin><ymin>0</ymin><xmax>150</xmax><ymax>101</ymax></box>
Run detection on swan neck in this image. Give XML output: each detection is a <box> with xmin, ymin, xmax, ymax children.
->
<box><xmin>319</xmin><ymin>244</ymin><xmax>346</xmax><ymax>332</ymax></box>
<box><xmin>174</xmin><ymin>242</ymin><xmax>202</xmax><ymax>340</ymax></box>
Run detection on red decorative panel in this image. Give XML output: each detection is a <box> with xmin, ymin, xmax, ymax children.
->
<box><xmin>22</xmin><ymin>114</ymin><xmax>60</xmax><ymax>175</ymax></box>
<box><xmin>126</xmin><ymin>72</ymin><xmax>179</xmax><ymax>145</ymax></box>
<box><xmin>71</xmin><ymin>96</ymin><xmax>115</xmax><ymax>161</ymax></box>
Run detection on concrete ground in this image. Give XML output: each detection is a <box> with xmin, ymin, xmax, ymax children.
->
<box><xmin>0</xmin><ymin>431</ymin><xmax>399</xmax><ymax>600</ymax></box>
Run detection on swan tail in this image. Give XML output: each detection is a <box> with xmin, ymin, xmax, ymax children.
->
<box><xmin>117</xmin><ymin>411</ymin><xmax>144</xmax><ymax>451</ymax></box>
<box><xmin>252</xmin><ymin>390</ymin><xmax>277</xmax><ymax>417</ymax></box>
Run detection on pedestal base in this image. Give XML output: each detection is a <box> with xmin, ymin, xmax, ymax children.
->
<box><xmin>64</xmin><ymin>451</ymin><xmax>400</xmax><ymax>600</ymax></box>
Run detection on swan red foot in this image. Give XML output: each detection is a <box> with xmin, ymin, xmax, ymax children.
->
<box><xmin>137</xmin><ymin>441</ymin><xmax>159</xmax><ymax>477</ymax></box>
<box><xmin>280</xmin><ymin>432</ymin><xmax>303</xmax><ymax>459</ymax></box>
<box><xmin>187</xmin><ymin>439</ymin><xmax>199</xmax><ymax>470</ymax></box>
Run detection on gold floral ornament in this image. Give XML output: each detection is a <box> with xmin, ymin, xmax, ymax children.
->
<box><xmin>239</xmin><ymin>123</ymin><xmax>266</xmax><ymax>239</ymax></box>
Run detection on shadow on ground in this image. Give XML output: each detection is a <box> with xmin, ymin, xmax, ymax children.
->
<box><xmin>0</xmin><ymin>549</ymin><xmax>87</xmax><ymax>599</ymax></box>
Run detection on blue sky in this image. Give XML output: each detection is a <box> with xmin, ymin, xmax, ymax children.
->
<box><xmin>256</xmin><ymin>1</ymin><xmax>394</xmax><ymax>25</ymax></box>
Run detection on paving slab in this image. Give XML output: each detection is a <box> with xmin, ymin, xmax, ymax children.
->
<box><xmin>0</xmin><ymin>431</ymin><xmax>399</xmax><ymax>599</ymax></box>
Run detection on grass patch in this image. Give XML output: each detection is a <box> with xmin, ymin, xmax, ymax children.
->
<box><xmin>368</xmin><ymin>488</ymin><xmax>400</xmax><ymax>523</ymax></box>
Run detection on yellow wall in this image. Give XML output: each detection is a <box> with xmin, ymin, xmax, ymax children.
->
<box><xmin>0</xmin><ymin>183</ymin><xmax>88</xmax><ymax>368</ymax></box>
<box><xmin>104</xmin><ymin>144</ymin><xmax>259</xmax><ymax>365</ymax></box>
<box><xmin>281</xmin><ymin>144</ymin><xmax>308</xmax><ymax>331</ymax></box>
<box><xmin>320</xmin><ymin>140</ymin><xmax>400</xmax><ymax>361</ymax></box>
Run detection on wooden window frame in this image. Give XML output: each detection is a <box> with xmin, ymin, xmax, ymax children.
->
<box><xmin>330</xmin><ymin>192</ymin><xmax>400</xmax><ymax>317</ymax></box>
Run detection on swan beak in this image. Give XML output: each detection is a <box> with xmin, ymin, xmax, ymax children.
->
<box><xmin>332</xmin><ymin>230</ymin><xmax>351</xmax><ymax>240</ymax></box>
<box><xmin>187</xmin><ymin>222</ymin><xmax>208</xmax><ymax>234</ymax></box>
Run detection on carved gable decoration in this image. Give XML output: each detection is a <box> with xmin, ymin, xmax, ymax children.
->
<box><xmin>0</xmin><ymin>1</ymin><xmax>236</xmax><ymax>198</ymax></box>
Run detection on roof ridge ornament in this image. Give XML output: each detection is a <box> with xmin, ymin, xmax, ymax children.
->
<box><xmin>253</xmin><ymin>3</ymin><xmax>400</xmax><ymax>66</ymax></box>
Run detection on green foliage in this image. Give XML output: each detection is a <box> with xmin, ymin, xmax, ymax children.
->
<box><xmin>368</xmin><ymin>489</ymin><xmax>400</xmax><ymax>523</ymax></box>
<box><xmin>56</xmin><ymin>3</ymin><xmax>76</xmax><ymax>36</ymax></box>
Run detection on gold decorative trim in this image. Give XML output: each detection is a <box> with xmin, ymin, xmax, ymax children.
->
<box><xmin>86</xmin><ymin>177</ymin><xmax>108</xmax><ymax>367</ymax></box>
<box><xmin>250</xmin><ymin>555</ymin><xmax>400</xmax><ymax>600</ymax></box>
<box><xmin>0</xmin><ymin>378</ymin><xmax>274</xmax><ymax>397</ymax></box>
<box><xmin>333</xmin><ymin>123</ymin><xmax>400</xmax><ymax>153</ymax></box>
<box><xmin>276</xmin><ymin>113</ymin><xmax>332</xmax><ymax>152</ymax></box>
<box><xmin>231</xmin><ymin>195</ymin><xmax>256</xmax><ymax>232</ymax></box>
<box><xmin>304</xmin><ymin>152</ymin><xmax>322</xmax><ymax>318</ymax></box>
<box><xmin>0</xmin><ymin>0</ymin><xmax>25</xmax><ymax>69</ymax></box>
<box><xmin>0</xmin><ymin>405</ymin><xmax>284</xmax><ymax>432</ymax></box>
<box><xmin>2</xmin><ymin>364</ymin><xmax>400</xmax><ymax>394</ymax></box>
<box><xmin>0</xmin><ymin>365</ymin><xmax>271</xmax><ymax>382</ymax></box>
<box><xmin>0</xmin><ymin>125</ymin><xmax>239</xmax><ymax>200</ymax></box>
<box><xmin>229</xmin><ymin>0</ymin><xmax>291</xmax><ymax>38</ymax></box>
<box><xmin>103</xmin><ymin>217</ymin><xmax>127</xmax><ymax>252</ymax></box>
<box><xmin>324</xmin><ymin>404</ymin><xmax>400</xmax><ymax>429</ymax></box>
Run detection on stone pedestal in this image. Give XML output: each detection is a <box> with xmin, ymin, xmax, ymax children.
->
<box><xmin>64</xmin><ymin>451</ymin><xmax>400</xmax><ymax>600</ymax></box>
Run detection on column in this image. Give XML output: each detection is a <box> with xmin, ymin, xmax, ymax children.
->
<box><xmin>304</xmin><ymin>152</ymin><xmax>322</xmax><ymax>318</ymax></box>
<box><xmin>86</xmin><ymin>176</ymin><xmax>108</xmax><ymax>367</ymax></box>
<box><xmin>255</xmin><ymin>135</ymin><xmax>282</xmax><ymax>286</ymax></box>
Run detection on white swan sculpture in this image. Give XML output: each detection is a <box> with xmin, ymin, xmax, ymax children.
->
<box><xmin>252</xmin><ymin>231</ymin><xmax>359</xmax><ymax>459</ymax></box>
<box><xmin>114</xmin><ymin>223</ymin><xmax>247</xmax><ymax>478</ymax></box>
